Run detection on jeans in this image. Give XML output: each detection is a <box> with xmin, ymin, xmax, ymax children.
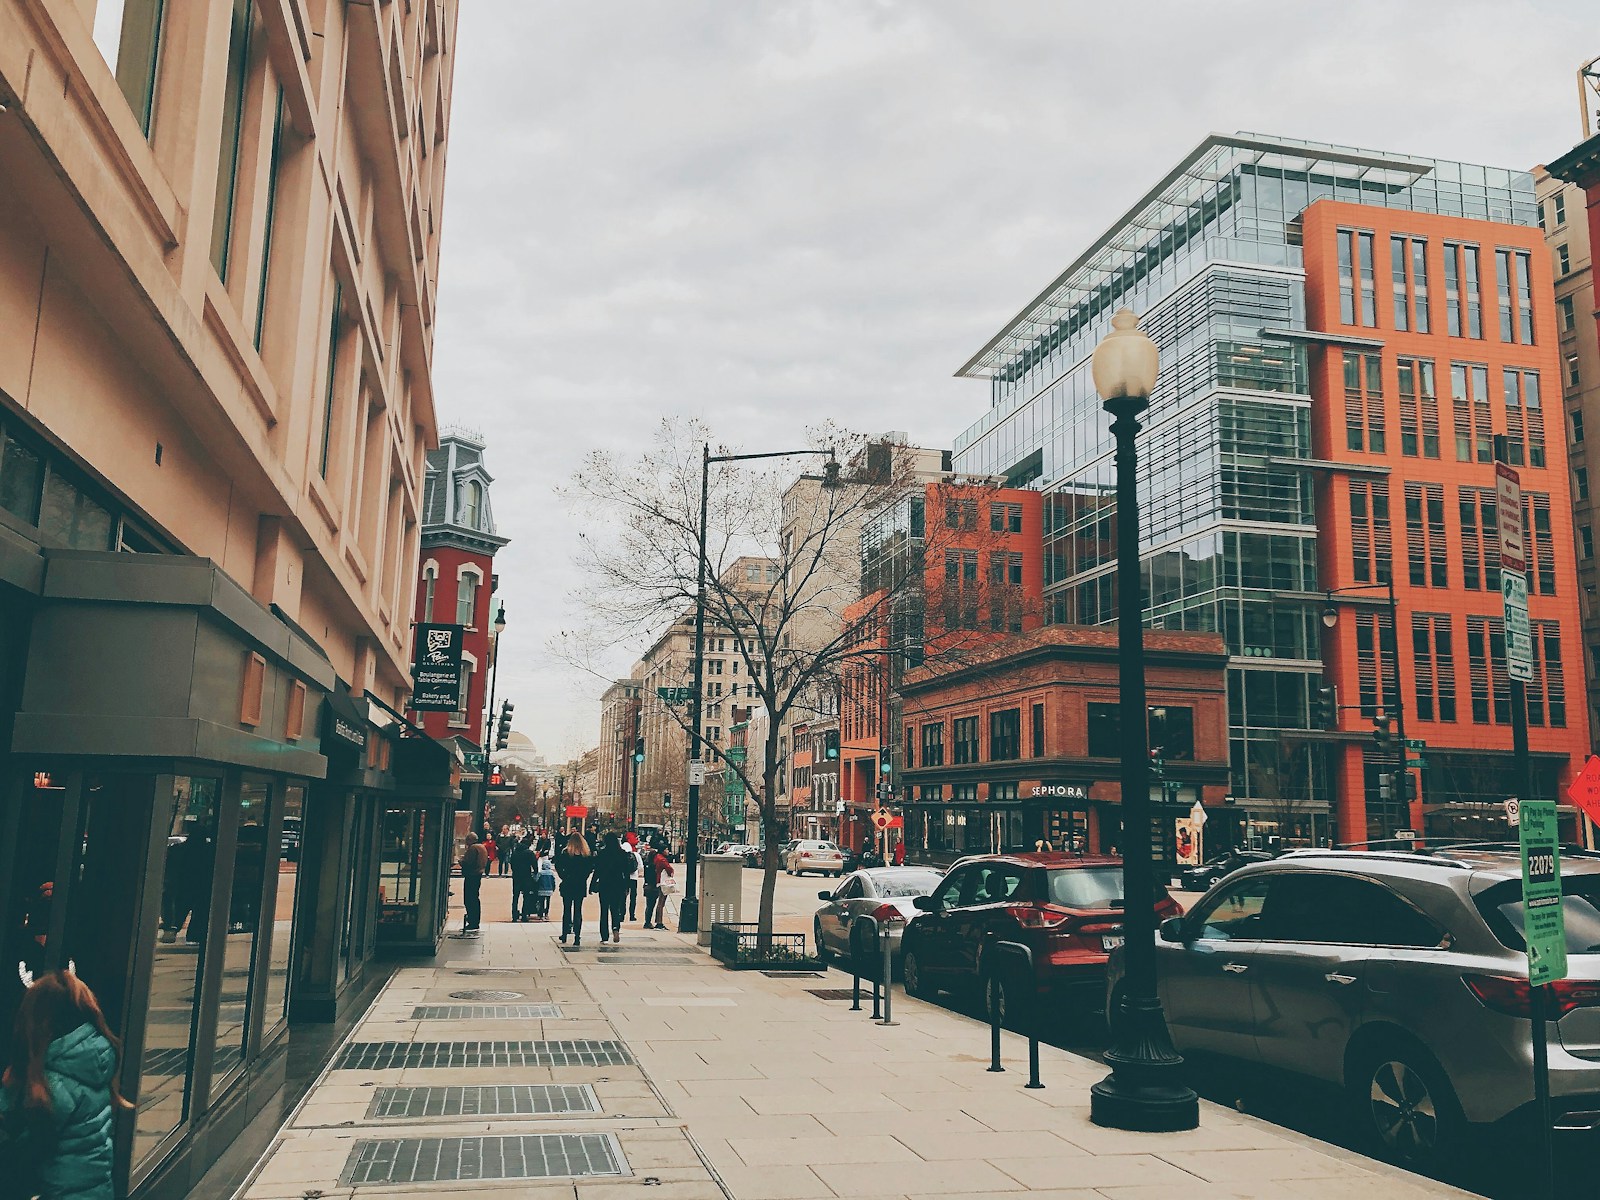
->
<box><xmin>626</xmin><ymin>879</ymin><xmax>639</xmax><ymax>921</ymax></box>
<box><xmin>560</xmin><ymin>891</ymin><xmax>585</xmax><ymax>941</ymax></box>
<box><xmin>644</xmin><ymin>888</ymin><xmax>667</xmax><ymax>927</ymax></box>
<box><xmin>463</xmin><ymin>875</ymin><xmax>483</xmax><ymax>930</ymax></box>
<box><xmin>598</xmin><ymin>888</ymin><xmax>626</xmax><ymax>940</ymax></box>
<box><xmin>511</xmin><ymin>880</ymin><xmax>536</xmax><ymax>921</ymax></box>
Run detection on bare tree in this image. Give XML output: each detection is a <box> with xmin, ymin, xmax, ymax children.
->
<box><xmin>563</xmin><ymin>419</ymin><xmax>1023</xmax><ymax>946</ymax></box>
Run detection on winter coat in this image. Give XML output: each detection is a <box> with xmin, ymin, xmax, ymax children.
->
<box><xmin>510</xmin><ymin>842</ymin><xmax>539</xmax><ymax>885</ymax></box>
<box><xmin>553</xmin><ymin>851</ymin><xmax>595</xmax><ymax>898</ymax></box>
<box><xmin>536</xmin><ymin>859</ymin><xmax>557</xmax><ymax>895</ymax></box>
<box><xmin>590</xmin><ymin>845</ymin><xmax>636</xmax><ymax>895</ymax></box>
<box><xmin>0</xmin><ymin>1023</ymin><xmax>118</xmax><ymax>1200</ymax></box>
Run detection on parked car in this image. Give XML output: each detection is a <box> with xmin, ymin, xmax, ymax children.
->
<box><xmin>1106</xmin><ymin>846</ymin><xmax>1600</xmax><ymax>1170</ymax></box>
<box><xmin>1179</xmin><ymin>848</ymin><xmax>1275</xmax><ymax>892</ymax></box>
<box><xmin>715</xmin><ymin>842</ymin><xmax>756</xmax><ymax>859</ymax></box>
<box><xmin>900</xmin><ymin>852</ymin><xmax>1180</xmax><ymax>1019</ymax></box>
<box><xmin>842</xmin><ymin>845</ymin><xmax>886</xmax><ymax>872</ymax></box>
<box><xmin>786</xmin><ymin>839</ymin><xmax>844</xmax><ymax>876</ymax></box>
<box><xmin>813</xmin><ymin>867</ymin><xmax>945</xmax><ymax>966</ymax></box>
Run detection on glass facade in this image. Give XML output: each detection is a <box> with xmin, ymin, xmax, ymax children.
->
<box><xmin>953</xmin><ymin>134</ymin><xmax>1537</xmax><ymax>811</ymax></box>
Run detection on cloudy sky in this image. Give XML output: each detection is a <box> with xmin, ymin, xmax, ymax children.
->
<box><xmin>430</xmin><ymin>0</ymin><xmax>1597</xmax><ymax>762</ymax></box>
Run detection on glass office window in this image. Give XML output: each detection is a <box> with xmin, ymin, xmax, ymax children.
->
<box><xmin>212</xmin><ymin>780</ymin><xmax>271</xmax><ymax>1079</ymax></box>
<box><xmin>261</xmin><ymin>784</ymin><xmax>303</xmax><ymax>1028</ymax></box>
<box><xmin>92</xmin><ymin>0</ymin><xmax>166</xmax><ymax>135</ymax></box>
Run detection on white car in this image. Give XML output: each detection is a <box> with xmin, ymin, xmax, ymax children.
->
<box><xmin>785</xmin><ymin>839</ymin><xmax>844</xmax><ymax>876</ymax></box>
<box><xmin>814</xmin><ymin>867</ymin><xmax>945</xmax><ymax>965</ymax></box>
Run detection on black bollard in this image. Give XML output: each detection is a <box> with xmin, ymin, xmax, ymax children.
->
<box><xmin>987</xmin><ymin>972</ymin><xmax>1005</xmax><ymax>1073</ymax></box>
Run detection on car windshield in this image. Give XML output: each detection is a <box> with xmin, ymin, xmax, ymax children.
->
<box><xmin>1047</xmin><ymin>867</ymin><xmax>1125</xmax><ymax>909</ymax></box>
<box><xmin>872</xmin><ymin>872</ymin><xmax>942</xmax><ymax>898</ymax></box>
<box><xmin>1479</xmin><ymin>874</ymin><xmax>1600</xmax><ymax>955</ymax></box>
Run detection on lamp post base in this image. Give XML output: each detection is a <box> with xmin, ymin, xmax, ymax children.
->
<box><xmin>677</xmin><ymin>896</ymin><xmax>699</xmax><ymax>935</ymax></box>
<box><xmin>1090</xmin><ymin>998</ymin><xmax>1199</xmax><ymax>1131</ymax></box>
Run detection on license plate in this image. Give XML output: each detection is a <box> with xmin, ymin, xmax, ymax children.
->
<box><xmin>1101</xmin><ymin>935</ymin><xmax>1125</xmax><ymax>951</ymax></box>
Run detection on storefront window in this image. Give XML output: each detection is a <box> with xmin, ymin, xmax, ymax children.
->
<box><xmin>262</xmin><ymin>785</ymin><xmax>304</xmax><ymax>1027</ymax></box>
<box><xmin>212</xmin><ymin>780</ymin><xmax>271</xmax><ymax>1079</ymax></box>
<box><xmin>136</xmin><ymin>775</ymin><xmax>221</xmax><ymax>1169</ymax></box>
<box><xmin>378</xmin><ymin>806</ymin><xmax>428</xmax><ymax>938</ymax></box>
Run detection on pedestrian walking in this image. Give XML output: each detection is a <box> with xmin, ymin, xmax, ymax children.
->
<box><xmin>590</xmin><ymin>833</ymin><xmax>636</xmax><ymax>944</ymax></box>
<box><xmin>554</xmin><ymin>833</ymin><xmax>595</xmax><ymax>946</ymax></box>
<box><xmin>535</xmin><ymin>853</ymin><xmax>556</xmax><ymax>920</ymax></box>
<box><xmin>624</xmin><ymin>838</ymin><xmax>644</xmax><ymax>921</ymax></box>
<box><xmin>0</xmin><ymin>969</ymin><xmax>130</xmax><ymax>1200</ymax></box>
<box><xmin>482</xmin><ymin>832</ymin><xmax>499</xmax><ymax>880</ymax></box>
<box><xmin>510</xmin><ymin>835</ymin><xmax>538</xmax><ymax>922</ymax></box>
<box><xmin>892</xmin><ymin>838</ymin><xmax>906</xmax><ymax>866</ymax></box>
<box><xmin>642</xmin><ymin>840</ymin><xmax>675</xmax><ymax>929</ymax></box>
<box><xmin>458</xmin><ymin>833</ymin><xmax>488</xmax><ymax>931</ymax></box>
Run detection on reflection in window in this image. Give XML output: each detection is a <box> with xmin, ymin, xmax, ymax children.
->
<box><xmin>39</xmin><ymin>472</ymin><xmax>115</xmax><ymax>550</ymax></box>
<box><xmin>0</xmin><ymin>432</ymin><xmax>43</xmax><ymax>525</ymax></box>
<box><xmin>91</xmin><ymin>0</ymin><xmax>166</xmax><ymax>135</ymax></box>
<box><xmin>213</xmin><ymin>781</ymin><xmax>271</xmax><ymax>1080</ymax></box>
<box><xmin>262</xmin><ymin>785</ymin><xmax>303</xmax><ymax>1028</ymax></box>
<box><xmin>378</xmin><ymin>807</ymin><xmax>429</xmax><ymax>939</ymax></box>
<box><xmin>137</xmin><ymin>775</ymin><xmax>220</xmax><ymax>1169</ymax></box>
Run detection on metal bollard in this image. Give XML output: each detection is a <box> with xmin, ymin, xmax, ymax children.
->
<box><xmin>987</xmin><ymin>968</ymin><xmax>1004</xmax><ymax>1072</ymax></box>
<box><xmin>993</xmin><ymin>940</ymin><xmax>1042</xmax><ymax>1089</ymax></box>
<box><xmin>879</xmin><ymin>928</ymin><xmax>897</xmax><ymax>1027</ymax></box>
<box><xmin>854</xmin><ymin>917</ymin><xmax>883</xmax><ymax>1020</ymax></box>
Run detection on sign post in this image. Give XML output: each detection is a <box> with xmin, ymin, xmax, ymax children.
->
<box><xmin>1520</xmin><ymin>798</ymin><xmax>1565</xmax><ymax>1200</ymax></box>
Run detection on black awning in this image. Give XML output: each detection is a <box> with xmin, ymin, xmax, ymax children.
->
<box><xmin>321</xmin><ymin>689</ymin><xmax>367</xmax><ymax>753</ymax></box>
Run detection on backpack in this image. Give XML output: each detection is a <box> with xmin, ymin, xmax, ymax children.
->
<box><xmin>643</xmin><ymin>854</ymin><xmax>659</xmax><ymax>889</ymax></box>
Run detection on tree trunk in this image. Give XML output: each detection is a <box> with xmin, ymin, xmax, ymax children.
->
<box><xmin>756</xmin><ymin>763</ymin><xmax>782</xmax><ymax>954</ymax></box>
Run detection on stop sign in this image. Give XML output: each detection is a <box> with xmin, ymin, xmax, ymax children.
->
<box><xmin>1567</xmin><ymin>756</ymin><xmax>1600</xmax><ymax>825</ymax></box>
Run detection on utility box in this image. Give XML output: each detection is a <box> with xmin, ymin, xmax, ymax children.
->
<box><xmin>698</xmin><ymin>853</ymin><xmax>744</xmax><ymax>947</ymax></box>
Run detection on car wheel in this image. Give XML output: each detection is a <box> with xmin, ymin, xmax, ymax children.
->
<box><xmin>1351</xmin><ymin>1041</ymin><xmax>1462</xmax><ymax>1169</ymax></box>
<box><xmin>902</xmin><ymin>948</ymin><xmax>931</xmax><ymax>999</ymax></box>
<box><xmin>984</xmin><ymin>973</ymin><xmax>1017</xmax><ymax>1030</ymax></box>
<box><xmin>814</xmin><ymin>919</ymin><xmax>832</xmax><ymax>964</ymax></box>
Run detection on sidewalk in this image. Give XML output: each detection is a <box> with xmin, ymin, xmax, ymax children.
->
<box><xmin>231</xmin><ymin>909</ymin><xmax>1470</xmax><ymax>1200</ymax></box>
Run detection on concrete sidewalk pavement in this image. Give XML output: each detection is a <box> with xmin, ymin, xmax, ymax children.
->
<box><xmin>231</xmin><ymin>911</ymin><xmax>1470</xmax><ymax>1200</ymax></box>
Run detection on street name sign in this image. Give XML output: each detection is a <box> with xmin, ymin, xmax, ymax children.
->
<box><xmin>656</xmin><ymin>687</ymin><xmax>693</xmax><ymax>704</ymax></box>
<box><xmin>1519</xmin><ymin>799</ymin><xmax>1567</xmax><ymax>986</ymax></box>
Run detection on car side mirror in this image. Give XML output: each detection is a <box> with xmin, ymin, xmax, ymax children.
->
<box><xmin>817</xmin><ymin>890</ymin><xmax>833</xmax><ymax>901</ymax></box>
<box><xmin>912</xmin><ymin>895</ymin><xmax>936</xmax><ymax>912</ymax></box>
<box><xmin>1159</xmin><ymin>916</ymin><xmax>1188</xmax><ymax>944</ymax></box>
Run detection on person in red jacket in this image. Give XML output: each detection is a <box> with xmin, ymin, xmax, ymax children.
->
<box><xmin>642</xmin><ymin>842</ymin><xmax>675</xmax><ymax>929</ymax></box>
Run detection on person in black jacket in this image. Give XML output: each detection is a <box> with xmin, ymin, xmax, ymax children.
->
<box><xmin>509</xmin><ymin>836</ymin><xmax>539</xmax><ymax>922</ymax></box>
<box><xmin>590</xmin><ymin>833</ymin><xmax>636</xmax><ymax>944</ymax></box>
<box><xmin>554</xmin><ymin>833</ymin><xmax>595</xmax><ymax>946</ymax></box>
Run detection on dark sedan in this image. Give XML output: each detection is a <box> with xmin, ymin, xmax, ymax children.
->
<box><xmin>1179</xmin><ymin>849</ymin><xmax>1274</xmax><ymax>892</ymax></box>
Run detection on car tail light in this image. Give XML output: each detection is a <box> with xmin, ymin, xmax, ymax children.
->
<box><xmin>870</xmin><ymin>903</ymin><xmax>905</xmax><ymax>924</ymax></box>
<box><xmin>1006</xmin><ymin>903</ymin><xmax>1073</xmax><ymax>930</ymax></box>
<box><xmin>1462</xmin><ymin>973</ymin><xmax>1600</xmax><ymax>1019</ymax></box>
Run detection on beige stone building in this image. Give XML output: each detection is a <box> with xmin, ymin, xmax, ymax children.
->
<box><xmin>0</xmin><ymin>2</ymin><xmax>461</xmax><ymax>1195</ymax></box>
<box><xmin>598</xmin><ymin>676</ymin><xmax>642</xmax><ymax>821</ymax></box>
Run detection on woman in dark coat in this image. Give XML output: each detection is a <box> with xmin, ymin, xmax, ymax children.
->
<box><xmin>553</xmin><ymin>833</ymin><xmax>595</xmax><ymax>946</ymax></box>
<box><xmin>590</xmin><ymin>833</ymin><xmax>636</xmax><ymax>944</ymax></box>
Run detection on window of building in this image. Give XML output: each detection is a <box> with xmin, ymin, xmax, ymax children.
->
<box><xmin>1569</xmin><ymin>355</ymin><xmax>1583</xmax><ymax>390</ymax></box>
<box><xmin>1354</xmin><ymin>611</ymin><xmax>1396</xmax><ymax>718</ymax></box>
<box><xmin>92</xmin><ymin>0</ymin><xmax>165</xmax><ymax>136</ymax></box>
<box><xmin>1343</xmin><ymin>351</ymin><xmax>1385</xmax><ymax>452</ymax></box>
<box><xmin>1561</xmin><ymin>297</ymin><xmax>1577</xmax><ymax>333</ymax></box>
<box><xmin>1403</xmin><ymin>483</ymin><xmax>1448</xmax><ymax>588</ymax></box>
<box><xmin>921</xmin><ymin>723</ymin><xmax>944</xmax><ymax>767</ymax></box>
<box><xmin>456</xmin><ymin>571</ymin><xmax>478</xmax><ymax>627</ymax></box>
<box><xmin>1466</xmin><ymin>615</ymin><xmax>1511</xmax><ymax>725</ymax></box>
<box><xmin>1338</xmin><ymin>228</ymin><xmax>1377</xmax><ymax>327</ymax></box>
<box><xmin>1348</xmin><ymin>479</ymin><xmax>1392</xmax><ymax>585</ymax></box>
<box><xmin>1458</xmin><ymin>486</ymin><xmax>1502</xmax><ymax>592</ymax></box>
<box><xmin>1031</xmin><ymin>703</ymin><xmax>1045</xmax><ymax>758</ymax></box>
<box><xmin>1495</xmin><ymin>249</ymin><xmax>1535</xmax><ymax>344</ymax></box>
<box><xmin>1087</xmin><ymin>704</ymin><xmax>1194</xmax><ymax>759</ymax></box>
<box><xmin>1558</xmin><ymin>244</ymin><xmax>1572</xmax><ymax>275</ymax></box>
<box><xmin>460</xmin><ymin>480</ymin><xmax>483</xmax><ymax>528</ymax></box>
<box><xmin>1390</xmin><ymin>235</ymin><xmax>1430</xmax><ymax>332</ymax></box>
<box><xmin>989</xmin><ymin>708</ymin><xmax>1021</xmax><ymax>761</ymax></box>
<box><xmin>39</xmin><ymin>472</ymin><xmax>115</xmax><ymax>551</ymax></box>
<box><xmin>990</xmin><ymin>502</ymin><xmax>1023</xmax><ymax>533</ymax></box>
<box><xmin>1555</xmin><ymin>193</ymin><xmax>1568</xmax><ymax>226</ymax></box>
<box><xmin>1574</xmin><ymin>409</ymin><xmax>1586</xmax><ymax>443</ymax></box>
<box><xmin>210</xmin><ymin>0</ymin><xmax>254</xmax><ymax>280</ymax></box>
<box><xmin>1443</xmin><ymin>241</ymin><xmax>1483</xmax><ymax>338</ymax></box>
<box><xmin>450</xmin><ymin>657</ymin><xmax>475</xmax><ymax>726</ymax></box>
<box><xmin>1450</xmin><ymin>363</ymin><xmax>1493</xmax><ymax>462</ymax></box>
<box><xmin>1527</xmin><ymin>620</ymin><xmax>1567</xmax><ymax>728</ymax></box>
<box><xmin>945</xmin><ymin>498</ymin><xmax>978</xmax><ymax>530</ymax></box>
<box><xmin>421</xmin><ymin>565</ymin><xmax>437</xmax><ymax>621</ymax></box>
<box><xmin>318</xmin><ymin>281</ymin><xmax>344</xmax><ymax>479</ymax></box>
<box><xmin>1411</xmin><ymin>614</ymin><xmax>1457</xmax><ymax>723</ymax></box>
<box><xmin>952</xmin><ymin>716</ymin><xmax>980</xmax><ymax>765</ymax></box>
<box><xmin>943</xmin><ymin>550</ymin><xmax>979</xmax><ymax>630</ymax></box>
<box><xmin>1524</xmin><ymin>493</ymin><xmax>1557</xmax><ymax>595</ymax></box>
<box><xmin>1578</xmin><ymin>468</ymin><xmax>1591</xmax><ymax>502</ymax></box>
<box><xmin>1396</xmin><ymin>357</ymin><xmax>1440</xmax><ymax>458</ymax></box>
<box><xmin>1583</xmin><ymin>526</ymin><xmax>1594</xmax><ymax>560</ymax></box>
<box><xmin>1502</xmin><ymin>368</ymin><xmax>1546</xmax><ymax>468</ymax></box>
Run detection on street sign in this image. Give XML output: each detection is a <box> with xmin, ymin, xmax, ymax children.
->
<box><xmin>1503</xmin><ymin>570</ymin><xmax>1533</xmax><ymax>682</ymax></box>
<box><xmin>1570</xmin><ymin>757</ymin><xmax>1600</xmax><ymax>825</ymax></box>
<box><xmin>656</xmin><ymin>686</ymin><xmax>693</xmax><ymax>704</ymax></box>
<box><xmin>565</xmin><ymin>804</ymin><xmax>588</xmax><ymax>819</ymax></box>
<box><xmin>1393</xmin><ymin>829</ymin><xmax>1417</xmax><ymax>842</ymax></box>
<box><xmin>1188</xmin><ymin>801</ymin><xmax>1207</xmax><ymax>828</ymax></box>
<box><xmin>1506</xmin><ymin>798</ymin><xmax>1522</xmax><ymax>827</ymax></box>
<box><xmin>1519</xmin><ymin>799</ymin><xmax>1568</xmax><ymax>986</ymax></box>
<box><xmin>687</xmin><ymin>760</ymin><xmax>706</xmax><ymax>785</ymax></box>
<box><xmin>1404</xmin><ymin>738</ymin><xmax>1426</xmax><ymax>750</ymax></box>
<box><xmin>872</xmin><ymin>809</ymin><xmax>892</xmax><ymax>832</ymax></box>
<box><xmin>1496</xmin><ymin>462</ymin><xmax>1525</xmax><ymax>574</ymax></box>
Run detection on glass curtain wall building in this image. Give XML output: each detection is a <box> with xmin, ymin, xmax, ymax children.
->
<box><xmin>954</xmin><ymin>133</ymin><xmax>1541</xmax><ymax>849</ymax></box>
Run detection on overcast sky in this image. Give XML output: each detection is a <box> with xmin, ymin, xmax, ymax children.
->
<box><xmin>430</xmin><ymin>0</ymin><xmax>1597</xmax><ymax>763</ymax></box>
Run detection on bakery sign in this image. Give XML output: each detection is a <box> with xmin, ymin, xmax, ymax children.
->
<box><xmin>411</xmin><ymin>623</ymin><xmax>465</xmax><ymax>711</ymax></box>
<box><xmin>1026</xmin><ymin>783</ymin><xmax>1092</xmax><ymax>801</ymax></box>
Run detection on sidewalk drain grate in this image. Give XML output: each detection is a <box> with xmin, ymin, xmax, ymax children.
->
<box><xmin>335</xmin><ymin>1040</ymin><xmax>635</xmax><ymax>1071</ymax></box>
<box><xmin>597</xmin><ymin>947</ymin><xmax>695</xmax><ymax>955</ymax></box>
<box><xmin>456</xmin><ymin>968</ymin><xmax>517</xmax><ymax>976</ymax></box>
<box><xmin>339</xmin><ymin>1132</ymin><xmax>625</xmax><ymax>1185</ymax></box>
<box><xmin>805</xmin><ymin>988</ymin><xmax>858</xmax><ymax>1001</ymax></box>
<box><xmin>367</xmin><ymin>1084</ymin><xmax>600</xmax><ymax>1120</ymax></box>
<box><xmin>413</xmin><ymin>1004</ymin><xmax>562</xmax><ymax>1020</ymax></box>
<box><xmin>594</xmin><ymin>957</ymin><xmax>694</xmax><ymax>966</ymax></box>
<box><xmin>447</xmin><ymin>990</ymin><xmax>526</xmax><ymax>1001</ymax></box>
<box><xmin>761</xmin><ymin>971</ymin><xmax>824</xmax><ymax>978</ymax></box>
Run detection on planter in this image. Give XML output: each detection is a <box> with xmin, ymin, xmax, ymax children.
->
<box><xmin>709</xmin><ymin>922</ymin><xmax>822</xmax><ymax>970</ymax></box>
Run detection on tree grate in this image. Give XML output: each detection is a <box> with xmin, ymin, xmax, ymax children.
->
<box><xmin>339</xmin><ymin>1132</ymin><xmax>624</xmax><ymax>1185</ymax></box>
<box><xmin>412</xmin><ymin>1004</ymin><xmax>563</xmax><ymax>1020</ymax></box>
<box><xmin>446</xmin><ymin>990</ymin><xmax>527</xmax><ymax>1001</ymax></box>
<box><xmin>762</xmin><ymin>971</ymin><xmax>824</xmax><ymax>978</ymax></box>
<box><xmin>367</xmin><ymin>1084</ymin><xmax>600</xmax><ymax>1120</ymax></box>
<box><xmin>334</xmin><ymin>1040</ymin><xmax>634</xmax><ymax>1071</ymax></box>
<box><xmin>806</xmin><ymin>988</ymin><xmax>859</xmax><ymax>1001</ymax></box>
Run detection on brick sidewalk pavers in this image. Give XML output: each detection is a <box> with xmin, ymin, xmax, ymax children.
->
<box><xmin>234</xmin><ymin>913</ymin><xmax>1470</xmax><ymax>1200</ymax></box>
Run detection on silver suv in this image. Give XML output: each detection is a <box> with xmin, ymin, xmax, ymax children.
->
<box><xmin>1106</xmin><ymin>847</ymin><xmax>1600</xmax><ymax>1168</ymax></box>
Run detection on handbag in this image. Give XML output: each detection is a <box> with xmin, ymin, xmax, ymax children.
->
<box><xmin>658</xmin><ymin>872</ymin><xmax>677</xmax><ymax>896</ymax></box>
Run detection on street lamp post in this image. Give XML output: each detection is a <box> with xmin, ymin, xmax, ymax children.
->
<box><xmin>1089</xmin><ymin>310</ymin><xmax>1200</xmax><ymax>1132</ymax></box>
<box><xmin>680</xmin><ymin>443</ymin><xmax>837</xmax><ymax>933</ymax></box>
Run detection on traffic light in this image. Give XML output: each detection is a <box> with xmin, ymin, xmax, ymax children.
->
<box><xmin>1399</xmin><ymin>772</ymin><xmax>1418</xmax><ymax>802</ymax></box>
<box><xmin>821</xmin><ymin>458</ymin><xmax>841</xmax><ymax>488</ymax></box>
<box><xmin>1378</xmin><ymin>772</ymin><xmax>1393</xmax><ymax>802</ymax></box>
<box><xmin>496</xmin><ymin>700</ymin><xmax>514</xmax><ymax>750</ymax></box>
<box><xmin>824</xmin><ymin>731</ymin><xmax>839</xmax><ymax>760</ymax></box>
<box><xmin>1149</xmin><ymin>750</ymin><xmax>1165</xmax><ymax>778</ymax></box>
<box><xmin>1371</xmin><ymin>712</ymin><xmax>1394</xmax><ymax>754</ymax></box>
<box><xmin>633</xmin><ymin>737</ymin><xmax>645</xmax><ymax>764</ymax></box>
<box><xmin>1313</xmin><ymin>685</ymin><xmax>1338</xmax><ymax>729</ymax></box>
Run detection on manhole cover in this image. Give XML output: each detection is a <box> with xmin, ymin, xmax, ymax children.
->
<box><xmin>340</xmin><ymin>1132</ymin><xmax>625</xmax><ymax>1185</ymax></box>
<box><xmin>456</xmin><ymin>968</ymin><xmax>517</xmax><ymax>976</ymax></box>
<box><xmin>335</xmin><ymin>1041</ymin><xmax>635</xmax><ymax>1071</ymax></box>
<box><xmin>447</xmin><ymin>990</ymin><xmax>526</xmax><ymax>1002</ymax></box>
<box><xmin>806</xmin><ymin>988</ymin><xmax>858</xmax><ymax>1001</ymax></box>
<box><xmin>368</xmin><ymin>1084</ymin><xmax>600</xmax><ymax>1120</ymax></box>
<box><xmin>762</xmin><ymin>971</ymin><xmax>824</xmax><ymax>978</ymax></box>
<box><xmin>413</xmin><ymin>1004</ymin><xmax>562</xmax><ymax>1020</ymax></box>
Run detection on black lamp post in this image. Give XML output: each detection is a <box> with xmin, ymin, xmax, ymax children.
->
<box><xmin>1089</xmin><ymin>309</ymin><xmax>1200</xmax><ymax>1132</ymax></box>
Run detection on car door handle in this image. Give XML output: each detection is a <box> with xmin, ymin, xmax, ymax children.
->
<box><xmin>1222</xmin><ymin>962</ymin><xmax>1249</xmax><ymax>974</ymax></box>
<box><xmin>1325</xmin><ymin>972</ymin><xmax>1357</xmax><ymax>986</ymax></box>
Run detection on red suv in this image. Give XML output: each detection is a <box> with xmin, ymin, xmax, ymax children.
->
<box><xmin>901</xmin><ymin>853</ymin><xmax>1180</xmax><ymax>1018</ymax></box>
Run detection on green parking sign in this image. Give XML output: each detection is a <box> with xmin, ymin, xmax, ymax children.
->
<box><xmin>1519</xmin><ymin>800</ymin><xmax>1567</xmax><ymax>986</ymax></box>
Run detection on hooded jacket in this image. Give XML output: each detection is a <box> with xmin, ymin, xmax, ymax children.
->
<box><xmin>0</xmin><ymin>1022</ymin><xmax>118</xmax><ymax>1200</ymax></box>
